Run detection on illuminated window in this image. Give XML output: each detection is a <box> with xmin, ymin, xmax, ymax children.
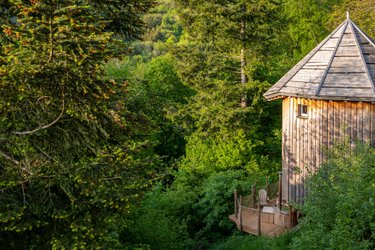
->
<box><xmin>298</xmin><ymin>104</ymin><xmax>308</xmax><ymax>118</ymax></box>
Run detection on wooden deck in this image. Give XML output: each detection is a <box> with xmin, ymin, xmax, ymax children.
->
<box><xmin>229</xmin><ymin>208</ymin><xmax>287</xmax><ymax>237</ymax></box>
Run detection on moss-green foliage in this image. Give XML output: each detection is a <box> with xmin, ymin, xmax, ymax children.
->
<box><xmin>180</xmin><ymin>130</ymin><xmax>279</xmax><ymax>177</ymax></box>
<box><xmin>195</xmin><ymin>171</ymin><xmax>255</xmax><ymax>237</ymax></box>
<box><xmin>210</xmin><ymin>233</ymin><xmax>295</xmax><ymax>250</ymax></box>
<box><xmin>142</xmin><ymin>56</ymin><xmax>194</xmax><ymax>161</ymax></box>
<box><xmin>105</xmin><ymin>55</ymin><xmax>192</xmax><ymax>165</ymax></box>
<box><xmin>131</xmin><ymin>0</ymin><xmax>183</xmax><ymax>60</ymax></box>
<box><xmin>123</xmin><ymin>185</ymin><xmax>196</xmax><ymax>250</ymax></box>
<box><xmin>125</xmin><ymin>170</ymin><xmax>256</xmax><ymax>249</ymax></box>
<box><xmin>330</xmin><ymin>0</ymin><xmax>375</xmax><ymax>37</ymax></box>
<box><xmin>2</xmin><ymin>0</ymin><xmax>375</xmax><ymax>248</ymax></box>
<box><xmin>0</xmin><ymin>0</ymin><xmax>156</xmax><ymax>248</ymax></box>
<box><xmin>283</xmin><ymin>0</ymin><xmax>341</xmax><ymax>57</ymax></box>
<box><xmin>291</xmin><ymin>142</ymin><xmax>375</xmax><ymax>250</ymax></box>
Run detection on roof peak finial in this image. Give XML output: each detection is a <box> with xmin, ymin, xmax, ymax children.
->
<box><xmin>347</xmin><ymin>10</ymin><xmax>350</xmax><ymax>20</ymax></box>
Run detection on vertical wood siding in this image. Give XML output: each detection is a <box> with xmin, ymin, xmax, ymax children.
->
<box><xmin>282</xmin><ymin>97</ymin><xmax>375</xmax><ymax>205</ymax></box>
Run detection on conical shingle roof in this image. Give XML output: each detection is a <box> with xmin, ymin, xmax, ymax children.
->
<box><xmin>264</xmin><ymin>15</ymin><xmax>375</xmax><ymax>102</ymax></box>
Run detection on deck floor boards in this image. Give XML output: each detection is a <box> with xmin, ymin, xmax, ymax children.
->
<box><xmin>229</xmin><ymin>209</ymin><xmax>287</xmax><ymax>237</ymax></box>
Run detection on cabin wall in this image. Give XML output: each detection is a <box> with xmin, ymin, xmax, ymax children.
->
<box><xmin>282</xmin><ymin>97</ymin><xmax>375</xmax><ymax>205</ymax></box>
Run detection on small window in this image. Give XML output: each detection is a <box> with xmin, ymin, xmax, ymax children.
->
<box><xmin>298</xmin><ymin>104</ymin><xmax>308</xmax><ymax>118</ymax></box>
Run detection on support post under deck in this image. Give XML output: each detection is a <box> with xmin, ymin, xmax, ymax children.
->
<box><xmin>278</xmin><ymin>171</ymin><xmax>282</xmax><ymax>210</ymax></box>
<box><xmin>234</xmin><ymin>190</ymin><xmax>238</xmax><ymax>218</ymax></box>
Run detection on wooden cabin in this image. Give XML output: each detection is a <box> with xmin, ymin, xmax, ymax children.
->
<box><xmin>264</xmin><ymin>13</ymin><xmax>375</xmax><ymax>205</ymax></box>
<box><xmin>230</xmin><ymin>13</ymin><xmax>375</xmax><ymax>236</ymax></box>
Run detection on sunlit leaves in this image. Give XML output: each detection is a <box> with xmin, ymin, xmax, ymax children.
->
<box><xmin>0</xmin><ymin>0</ymin><xmax>156</xmax><ymax>248</ymax></box>
<box><xmin>293</xmin><ymin>142</ymin><xmax>375</xmax><ymax>249</ymax></box>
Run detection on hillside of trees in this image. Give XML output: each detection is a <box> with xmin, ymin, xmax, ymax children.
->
<box><xmin>0</xmin><ymin>0</ymin><xmax>374</xmax><ymax>249</ymax></box>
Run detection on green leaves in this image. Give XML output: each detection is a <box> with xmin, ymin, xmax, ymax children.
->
<box><xmin>330</xmin><ymin>0</ymin><xmax>375</xmax><ymax>38</ymax></box>
<box><xmin>293</xmin><ymin>142</ymin><xmax>375</xmax><ymax>249</ymax></box>
<box><xmin>283</xmin><ymin>0</ymin><xmax>341</xmax><ymax>58</ymax></box>
<box><xmin>170</xmin><ymin>0</ymin><xmax>282</xmax><ymax>179</ymax></box>
<box><xmin>196</xmin><ymin>170</ymin><xmax>253</xmax><ymax>233</ymax></box>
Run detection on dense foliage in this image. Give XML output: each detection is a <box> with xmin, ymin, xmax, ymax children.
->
<box><xmin>1</xmin><ymin>0</ymin><xmax>375</xmax><ymax>249</ymax></box>
<box><xmin>211</xmin><ymin>233</ymin><xmax>295</xmax><ymax>250</ymax></box>
<box><xmin>210</xmin><ymin>142</ymin><xmax>375</xmax><ymax>250</ymax></box>
<box><xmin>0</xmin><ymin>0</ymin><xmax>156</xmax><ymax>248</ymax></box>
<box><xmin>292</xmin><ymin>142</ymin><xmax>375</xmax><ymax>249</ymax></box>
<box><xmin>173</xmin><ymin>0</ymin><xmax>283</xmax><ymax>183</ymax></box>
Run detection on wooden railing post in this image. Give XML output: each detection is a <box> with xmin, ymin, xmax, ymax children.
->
<box><xmin>258</xmin><ymin>203</ymin><xmax>261</xmax><ymax>236</ymax></box>
<box><xmin>234</xmin><ymin>189</ymin><xmax>238</xmax><ymax>218</ymax></box>
<box><xmin>266</xmin><ymin>176</ymin><xmax>269</xmax><ymax>196</ymax></box>
<box><xmin>278</xmin><ymin>171</ymin><xmax>282</xmax><ymax>210</ymax></box>
<box><xmin>252</xmin><ymin>184</ymin><xmax>256</xmax><ymax>207</ymax></box>
<box><xmin>239</xmin><ymin>195</ymin><xmax>243</xmax><ymax>231</ymax></box>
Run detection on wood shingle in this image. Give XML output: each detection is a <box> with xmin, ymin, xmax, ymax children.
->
<box><xmin>264</xmin><ymin>16</ymin><xmax>375</xmax><ymax>102</ymax></box>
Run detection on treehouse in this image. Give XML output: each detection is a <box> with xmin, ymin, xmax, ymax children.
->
<box><xmin>229</xmin><ymin>13</ymin><xmax>375</xmax><ymax>236</ymax></box>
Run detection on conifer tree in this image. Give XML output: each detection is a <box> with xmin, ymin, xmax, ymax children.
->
<box><xmin>172</xmin><ymin>0</ymin><xmax>282</xmax><ymax>176</ymax></box>
<box><xmin>330</xmin><ymin>0</ymin><xmax>375</xmax><ymax>37</ymax></box>
<box><xmin>0</xmin><ymin>0</ymin><xmax>155</xmax><ymax>248</ymax></box>
<box><xmin>283</xmin><ymin>0</ymin><xmax>340</xmax><ymax>57</ymax></box>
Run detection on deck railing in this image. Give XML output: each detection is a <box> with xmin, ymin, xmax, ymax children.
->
<box><xmin>233</xmin><ymin>179</ymin><xmax>285</xmax><ymax>236</ymax></box>
<box><xmin>232</xmin><ymin>186</ymin><xmax>296</xmax><ymax>236</ymax></box>
<box><xmin>234</xmin><ymin>190</ymin><xmax>263</xmax><ymax>235</ymax></box>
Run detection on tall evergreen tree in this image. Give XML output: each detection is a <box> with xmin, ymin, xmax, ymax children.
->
<box><xmin>283</xmin><ymin>0</ymin><xmax>341</xmax><ymax>57</ymax></box>
<box><xmin>0</xmin><ymin>0</ymin><xmax>155</xmax><ymax>248</ymax></box>
<box><xmin>330</xmin><ymin>0</ymin><xmax>375</xmax><ymax>37</ymax></box>
<box><xmin>172</xmin><ymin>0</ymin><xmax>282</xmax><ymax>176</ymax></box>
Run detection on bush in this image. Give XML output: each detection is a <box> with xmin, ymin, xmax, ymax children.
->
<box><xmin>210</xmin><ymin>233</ymin><xmax>295</xmax><ymax>250</ymax></box>
<box><xmin>123</xmin><ymin>185</ymin><xmax>196</xmax><ymax>250</ymax></box>
<box><xmin>196</xmin><ymin>171</ymin><xmax>255</xmax><ymax>238</ymax></box>
<box><xmin>292</xmin><ymin>142</ymin><xmax>375</xmax><ymax>250</ymax></box>
<box><xmin>124</xmin><ymin>169</ymin><xmax>258</xmax><ymax>249</ymax></box>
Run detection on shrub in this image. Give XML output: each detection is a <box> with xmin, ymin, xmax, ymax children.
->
<box><xmin>292</xmin><ymin>142</ymin><xmax>375</xmax><ymax>250</ymax></box>
<box><xmin>123</xmin><ymin>185</ymin><xmax>196</xmax><ymax>250</ymax></box>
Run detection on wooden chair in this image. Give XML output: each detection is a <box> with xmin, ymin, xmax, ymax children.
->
<box><xmin>258</xmin><ymin>189</ymin><xmax>269</xmax><ymax>207</ymax></box>
<box><xmin>257</xmin><ymin>189</ymin><xmax>269</xmax><ymax>236</ymax></box>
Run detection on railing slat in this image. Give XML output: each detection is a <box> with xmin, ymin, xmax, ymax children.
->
<box><xmin>240</xmin><ymin>195</ymin><xmax>243</xmax><ymax>231</ymax></box>
<box><xmin>234</xmin><ymin>190</ymin><xmax>238</xmax><ymax>218</ymax></box>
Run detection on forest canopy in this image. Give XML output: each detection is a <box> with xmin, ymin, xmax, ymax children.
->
<box><xmin>0</xmin><ymin>0</ymin><xmax>374</xmax><ymax>249</ymax></box>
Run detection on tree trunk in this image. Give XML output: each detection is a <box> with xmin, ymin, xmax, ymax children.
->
<box><xmin>240</xmin><ymin>4</ymin><xmax>247</xmax><ymax>108</ymax></box>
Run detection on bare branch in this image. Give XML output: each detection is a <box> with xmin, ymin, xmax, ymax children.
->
<box><xmin>13</xmin><ymin>90</ymin><xmax>65</xmax><ymax>136</ymax></box>
<box><xmin>0</xmin><ymin>150</ymin><xmax>19</xmax><ymax>164</ymax></box>
<box><xmin>99</xmin><ymin>177</ymin><xmax>123</xmax><ymax>181</ymax></box>
<box><xmin>13</xmin><ymin>108</ymin><xmax>64</xmax><ymax>135</ymax></box>
<box><xmin>37</xmin><ymin>96</ymin><xmax>51</xmax><ymax>102</ymax></box>
<box><xmin>33</xmin><ymin>143</ymin><xmax>59</xmax><ymax>164</ymax></box>
<box><xmin>21</xmin><ymin>182</ymin><xmax>26</xmax><ymax>206</ymax></box>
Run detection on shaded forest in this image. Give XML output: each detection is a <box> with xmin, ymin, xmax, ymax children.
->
<box><xmin>0</xmin><ymin>0</ymin><xmax>374</xmax><ymax>249</ymax></box>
